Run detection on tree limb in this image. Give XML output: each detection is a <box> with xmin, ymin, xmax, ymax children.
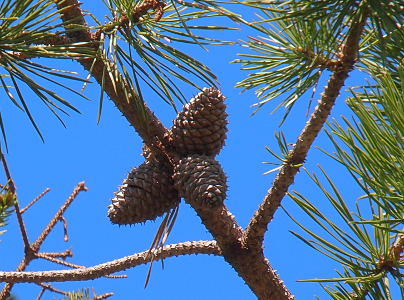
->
<box><xmin>55</xmin><ymin>0</ymin><xmax>178</xmax><ymax>167</ymax></box>
<box><xmin>0</xmin><ymin>240</ymin><xmax>221</xmax><ymax>283</ymax></box>
<box><xmin>31</xmin><ymin>182</ymin><xmax>88</xmax><ymax>252</ymax></box>
<box><xmin>244</xmin><ymin>5</ymin><xmax>370</xmax><ymax>251</ymax></box>
<box><xmin>191</xmin><ymin>203</ymin><xmax>294</xmax><ymax>300</ymax></box>
<box><xmin>21</xmin><ymin>188</ymin><xmax>50</xmax><ymax>214</ymax></box>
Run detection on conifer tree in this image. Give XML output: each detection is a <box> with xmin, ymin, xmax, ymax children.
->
<box><xmin>0</xmin><ymin>0</ymin><xmax>403</xmax><ymax>299</ymax></box>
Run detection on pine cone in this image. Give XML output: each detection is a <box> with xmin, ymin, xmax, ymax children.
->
<box><xmin>170</xmin><ymin>87</ymin><xmax>228</xmax><ymax>157</ymax></box>
<box><xmin>173</xmin><ymin>155</ymin><xmax>227</xmax><ymax>208</ymax></box>
<box><xmin>108</xmin><ymin>161</ymin><xmax>179</xmax><ymax>225</ymax></box>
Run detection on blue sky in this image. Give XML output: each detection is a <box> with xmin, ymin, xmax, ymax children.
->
<box><xmin>0</xmin><ymin>1</ymin><xmax>369</xmax><ymax>299</ymax></box>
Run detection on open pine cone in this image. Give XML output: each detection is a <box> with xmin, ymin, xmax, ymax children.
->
<box><xmin>170</xmin><ymin>87</ymin><xmax>228</xmax><ymax>157</ymax></box>
<box><xmin>108</xmin><ymin>161</ymin><xmax>179</xmax><ymax>225</ymax></box>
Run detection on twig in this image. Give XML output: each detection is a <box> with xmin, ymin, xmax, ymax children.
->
<box><xmin>39</xmin><ymin>248</ymin><xmax>73</xmax><ymax>261</ymax></box>
<box><xmin>1</xmin><ymin>152</ymin><xmax>31</xmax><ymax>253</ymax></box>
<box><xmin>21</xmin><ymin>188</ymin><xmax>50</xmax><ymax>214</ymax></box>
<box><xmin>93</xmin><ymin>292</ymin><xmax>114</xmax><ymax>300</ymax></box>
<box><xmin>0</xmin><ymin>182</ymin><xmax>88</xmax><ymax>300</ymax></box>
<box><xmin>0</xmin><ymin>240</ymin><xmax>221</xmax><ymax>283</ymax></box>
<box><xmin>35</xmin><ymin>253</ymin><xmax>128</xmax><ymax>279</ymax></box>
<box><xmin>31</xmin><ymin>182</ymin><xmax>88</xmax><ymax>252</ymax></box>
<box><xmin>36</xmin><ymin>253</ymin><xmax>83</xmax><ymax>269</ymax></box>
<box><xmin>37</xmin><ymin>283</ymin><xmax>66</xmax><ymax>295</ymax></box>
<box><xmin>35</xmin><ymin>287</ymin><xmax>45</xmax><ymax>300</ymax></box>
<box><xmin>243</xmin><ymin>4</ymin><xmax>370</xmax><ymax>252</ymax></box>
<box><xmin>59</xmin><ymin>216</ymin><xmax>69</xmax><ymax>242</ymax></box>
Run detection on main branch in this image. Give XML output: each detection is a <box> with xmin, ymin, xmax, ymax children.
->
<box><xmin>56</xmin><ymin>0</ymin><xmax>177</xmax><ymax>167</ymax></box>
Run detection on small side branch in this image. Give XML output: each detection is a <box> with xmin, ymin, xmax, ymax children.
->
<box><xmin>31</xmin><ymin>182</ymin><xmax>88</xmax><ymax>252</ymax></box>
<box><xmin>0</xmin><ymin>182</ymin><xmax>88</xmax><ymax>300</ymax></box>
<box><xmin>1</xmin><ymin>153</ymin><xmax>30</xmax><ymax>252</ymax></box>
<box><xmin>36</xmin><ymin>253</ymin><xmax>128</xmax><ymax>279</ymax></box>
<box><xmin>37</xmin><ymin>283</ymin><xmax>66</xmax><ymax>296</ymax></box>
<box><xmin>244</xmin><ymin>5</ymin><xmax>370</xmax><ymax>251</ymax></box>
<box><xmin>21</xmin><ymin>188</ymin><xmax>50</xmax><ymax>214</ymax></box>
<box><xmin>59</xmin><ymin>216</ymin><xmax>69</xmax><ymax>242</ymax></box>
<box><xmin>39</xmin><ymin>249</ymin><xmax>73</xmax><ymax>260</ymax></box>
<box><xmin>0</xmin><ymin>241</ymin><xmax>221</xmax><ymax>283</ymax></box>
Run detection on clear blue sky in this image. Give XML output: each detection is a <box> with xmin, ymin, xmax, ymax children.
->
<box><xmin>1</xmin><ymin>2</ymin><xmax>366</xmax><ymax>299</ymax></box>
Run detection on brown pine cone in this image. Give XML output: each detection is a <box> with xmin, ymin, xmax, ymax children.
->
<box><xmin>173</xmin><ymin>155</ymin><xmax>227</xmax><ymax>208</ymax></box>
<box><xmin>170</xmin><ymin>87</ymin><xmax>228</xmax><ymax>157</ymax></box>
<box><xmin>108</xmin><ymin>160</ymin><xmax>179</xmax><ymax>225</ymax></box>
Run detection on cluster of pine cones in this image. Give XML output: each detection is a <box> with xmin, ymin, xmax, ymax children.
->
<box><xmin>107</xmin><ymin>87</ymin><xmax>228</xmax><ymax>225</ymax></box>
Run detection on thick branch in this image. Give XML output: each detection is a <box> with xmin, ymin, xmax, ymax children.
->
<box><xmin>55</xmin><ymin>0</ymin><xmax>177</xmax><ymax>166</ymax></box>
<box><xmin>0</xmin><ymin>241</ymin><xmax>221</xmax><ymax>283</ymax></box>
<box><xmin>0</xmin><ymin>154</ymin><xmax>33</xmax><ymax>300</ymax></box>
<box><xmin>244</xmin><ymin>6</ymin><xmax>370</xmax><ymax>251</ymax></box>
<box><xmin>191</xmin><ymin>204</ymin><xmax>293</xmax><ymax>300</ymax></box>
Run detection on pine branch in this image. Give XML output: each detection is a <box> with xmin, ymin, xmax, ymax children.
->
<box><xmin>20</xmin><ymin>188</ymin><xmax>50</xmax><ymax>214</ymax></box>
<box><xmin>54</xmin><ymin>2</ymin><xmax>295</xmax><ymax>299</ymax></box>
<box><xmin>189</xmin><ymin>203</ymin><xmax>293</xmax><ymax>300</ymax></box>
<box><xmin>37</xmin><ymin>283</ymin><xmax>66</xmax><ymax>296</ymax></box>
<box><xmin>39</xmin><ymin>249</ymin><xmax>73</xmax><ymax>260</ymax></box>
<box><xmin>36</xmin><ymin>253</ymin><xmax>128</xmax><ymax>279</ymax></box>
<box><xmin>0</xmin><ymin>240</ymin><xmax>221</xmax><ymax>283</ymax></box>
<box><xmin>55</xmin><ymin>0</ymin><xmax>178</xmax><ymax>167</ymax></box>
<box><xmin>1</xmin><ymin>153</ymin><xmax>30</xmax><ymax>252</ymax></box>
<box><xmin>31</xmin><ymin>182</ymin><xmax>88</xmax><ymax>252</ymax></box>
<box><xmin>0</xmin><ymin>182</ymin><xmax>88</xmax><ymax>300</ymax></box>
<box><xmin>0</xmin><ymin>153</ymin><xmax>33</xmax><ymax>300</ymax></box>
<box><xmin>244</xmin><ymin>4</ymin><xmax>370</xmax><ymax>251</ymax></box>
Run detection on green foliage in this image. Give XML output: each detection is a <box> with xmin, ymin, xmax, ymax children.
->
<box><xmin>263</xmin><ymin>131</ymin><xmax>293</xmax><ymax>175</ymax></box>
<box><xmin>234</xmin><ymin>0</ymin><xmax>404</xmax><ymax>122</ymax></box>
<box><xmin>100</xmin><ymin>0</ymin><xmax>243</xmax><ymax>112</ymax></box>
<box><xmin>0</xmin><ymin>186</ymin><xmax>16</xmax><ymax>239</ymax></box>
<box><xmin>0</xmin><ymin>0</ymin><xmax>95</xmax><ymax>147</ymax></box>
<box><xmin>0</xmin><ymin>0</ymin><xmax>246</xmax><ymax>143</ymax></box>
<box><xmin>234</xmin><ymin>3</ymin><xmax>336</xmax><ymax>122</ymax></box>
<box><xmin>55</xmin><ymin>288</ymin><xmax>90</xmax><ymax>300</ymax></box>
<box><xmin>286</xmin><ymin>64</ymin><xmax>404</xmax><ymax>298</ymax></box>
<box><xmin>233</xmin><ymin>0</ymin><xmax>364</xmax><ymax>121</ymax></box>
<box><xmin>326</xmin><ymin>68</ymin><xmax>404</xmax><ymax>220</ymax></box>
